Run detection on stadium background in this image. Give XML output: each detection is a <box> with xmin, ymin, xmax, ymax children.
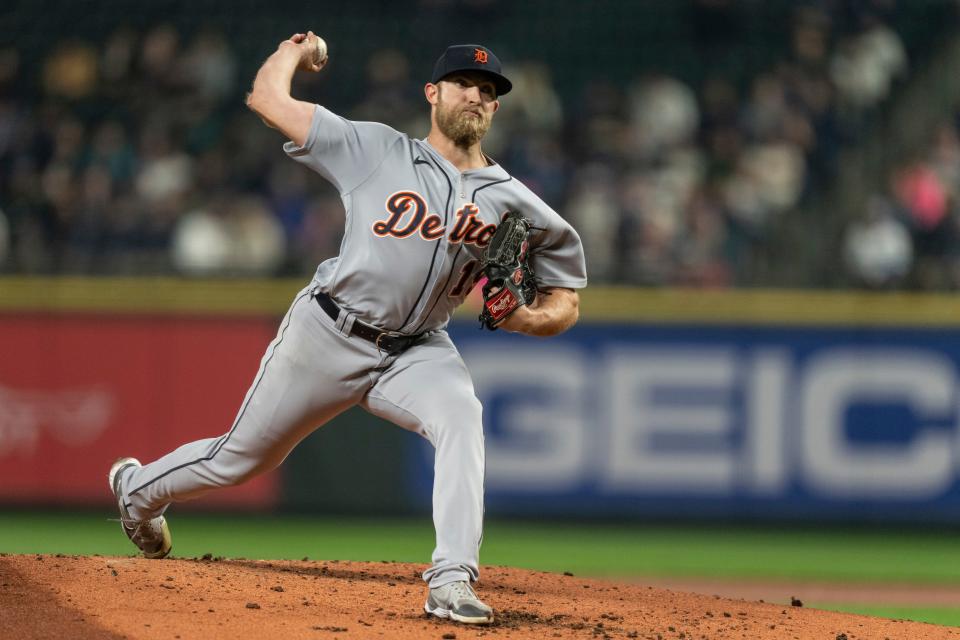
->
<box><xmin>2</xmin><ymin>0</ymin><xmax>960</xmax><ymax>628</ymax></box>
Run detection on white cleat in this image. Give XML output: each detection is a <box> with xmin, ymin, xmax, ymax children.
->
<box><xmin>108</xmin><ymin>457</ymin><xmax>171</xmax><ymax>559</ymax></box>
<box><xmin>424</xmin><ymin>580</ymin><xmax>494</xmax><ymax>625</ymax></box>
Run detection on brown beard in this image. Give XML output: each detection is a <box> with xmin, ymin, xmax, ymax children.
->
<box><xmin>435</xmin><ymin>89</ymin><xmax>492</xmax><ymax>147</ymax></box>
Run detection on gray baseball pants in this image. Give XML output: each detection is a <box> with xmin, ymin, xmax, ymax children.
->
<box><xmin>119</xmin><ymin>286</ymin><xmax>484</xmax><ymax>587</ymax></box>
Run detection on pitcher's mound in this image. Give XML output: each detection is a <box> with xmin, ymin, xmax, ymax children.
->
<box><xmin>2</xmin><ymin>554</ymin><xmax>957</xmax><ymax>639</ymax></box>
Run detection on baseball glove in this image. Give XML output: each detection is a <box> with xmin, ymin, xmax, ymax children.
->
<box><xmin>478</xmin><ymin>210</ymin><xmax>538</xmax><ymax>330</ymax></box>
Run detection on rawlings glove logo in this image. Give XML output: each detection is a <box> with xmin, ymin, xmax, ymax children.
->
<box><xmin>486</xmin><ymin>288</ymin><xmax>518</xmax><ymax>319</ymax></box>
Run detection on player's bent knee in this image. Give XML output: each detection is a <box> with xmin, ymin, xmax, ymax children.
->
<box><xmin>427</xmin><ymin>396</ymin><xmax>483</xmax><ymax>442</ymax></box>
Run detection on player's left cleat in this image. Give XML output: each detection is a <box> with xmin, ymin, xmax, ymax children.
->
<box><xmin>108</xmin><ymin>457</ymin><xmax>172</xmax><ymax>559</ymax></box>
<box><xmin>424</xmin><ymin>580</ymin><xmax>494</xmax><ymax>625</ymax></box>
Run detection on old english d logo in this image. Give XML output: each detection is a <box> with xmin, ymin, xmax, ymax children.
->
<box><xmin>474</xmin><ymin>49</ymin><xmax>488</xmax><ymax>64</ymax></box>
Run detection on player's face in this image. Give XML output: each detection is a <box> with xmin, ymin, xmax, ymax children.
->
<box><xmin>434</xmin><ymin>73</ymin><xmax>499</xmax><ymax>147</ymax></box>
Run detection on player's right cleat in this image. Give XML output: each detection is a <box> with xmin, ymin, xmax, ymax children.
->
<box><xmin>424</xmin><ymin>580</ymin><xmax>494</xmax><ymax>625</ymax></box>
<box><xmin>108</xmin><ymin>457</ymin><xmax>171</xmax><ymax>559</ymax></box>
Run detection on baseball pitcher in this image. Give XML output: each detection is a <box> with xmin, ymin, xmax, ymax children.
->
<box><xmin>108</xmin><ymin>32</ymin><xmax>587</xmax><ymax>625</ymax></box>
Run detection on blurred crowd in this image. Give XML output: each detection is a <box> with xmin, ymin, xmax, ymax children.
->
<box><xmin>843</xmin><ymin>115</ymin><xmax>960</xmax><ymax>290</ymax></box>
<box><xmin>0</xmin><ymin>26</ymin><xmax>315</xmax><ymax>276</ymax></box>
<box><xmin>0</xmin><ymin>2</ymin><xmax>935</xmax><ymax>288</ymax></box>
<box><xmin>554</xmin><ymin>4</ymin><xmax>908</xmax><ymax>287</ymax></box>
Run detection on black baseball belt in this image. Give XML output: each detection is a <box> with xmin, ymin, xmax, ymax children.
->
<box><xmin>313</xmin><ymin>291</ymin><xmax>424</xmax><ymax>355</ymax></box>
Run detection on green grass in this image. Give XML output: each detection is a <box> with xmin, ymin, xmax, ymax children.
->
<box><xmin>2</xmin><ymin>512</ymin><xmax>959</xmax><ymax>583</ymax></box>
<box><xmin>2</xmin><ymin>511</ymin><xmax>958</xmax><ymax>626</ymax></box>
<box><xmin>481</xmin><ymin>521</ymin><xmax>960</xmax><ymax>584</ymax></box>
<box><xmin>0</xmin><ymin>512</ymin><xmax>436</xmax><ymax>561</ymax></box>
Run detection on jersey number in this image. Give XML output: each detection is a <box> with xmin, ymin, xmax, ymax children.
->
<box><xmin>449</xmin><ymin>259</ymin><xmax>482</xmax><ymax>297</ymax></box>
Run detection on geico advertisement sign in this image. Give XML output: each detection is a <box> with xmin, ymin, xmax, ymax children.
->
<box><xmin>462</xmin><ymin>345</ymin><xmax>959</xmax><ymax>500</ymax></box>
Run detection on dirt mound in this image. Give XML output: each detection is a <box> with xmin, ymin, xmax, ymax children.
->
<box><xmin>1</xmin><ymin>554</ymin><xmax>956</xmax><ymax>639</ymax></box>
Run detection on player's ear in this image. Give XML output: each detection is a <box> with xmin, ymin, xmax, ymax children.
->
<box><xmin>491</xmin><ymin>98</ymin><xmax>500</xmax><ymax>113</ymax></box>
<box><xmin>425</xmin><ymin>83</ymin><xmax>439</xmax><ymax>105</ymax></box>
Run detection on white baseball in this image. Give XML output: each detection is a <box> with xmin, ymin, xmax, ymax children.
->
<box><xmin>313</xmin><ymin>35</ymin><xmax>328</xmax><ymax>68</ymax></box>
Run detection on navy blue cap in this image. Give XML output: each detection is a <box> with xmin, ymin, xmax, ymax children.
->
<box><xmin>431</xmin><ymin>44</ymin><xmax>512</xmax><ymax>96</ymax></box>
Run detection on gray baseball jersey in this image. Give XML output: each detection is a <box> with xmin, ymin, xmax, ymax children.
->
<box><xmin>116</xmin><ymin>104</ymin><xmax>587</xmax><ymax>590</ymax></box>
<box><xmin>285</xmin><ymin>105</ymin><xmax>587</xmax><ymax>331</ymax></box>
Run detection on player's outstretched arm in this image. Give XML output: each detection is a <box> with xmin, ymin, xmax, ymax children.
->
<box><xmin>246</xmin><ymin>32</ymin><xmax>324</xmax><ymax>147</ymax></box>
<box><xmin>496</xmin><ymin>288</ymin><xmax>579</xmax><ymax>337</ymax></box>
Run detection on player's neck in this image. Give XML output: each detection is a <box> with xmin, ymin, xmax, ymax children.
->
<box><xmin>426</xmin><ymin>130</ymin><xmax>489</xmax><ymax>172</ymax></box>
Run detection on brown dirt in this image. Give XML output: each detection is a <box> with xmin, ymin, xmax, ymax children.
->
<box><xmin>639</xmin><ymin>577</ymin><xmax>960</xmax><ymax>608</ymax></box>
<box><xmin>2</xmin><ymin>554</ymin><xmax>958</xmax><ymax>640</ymax></box>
